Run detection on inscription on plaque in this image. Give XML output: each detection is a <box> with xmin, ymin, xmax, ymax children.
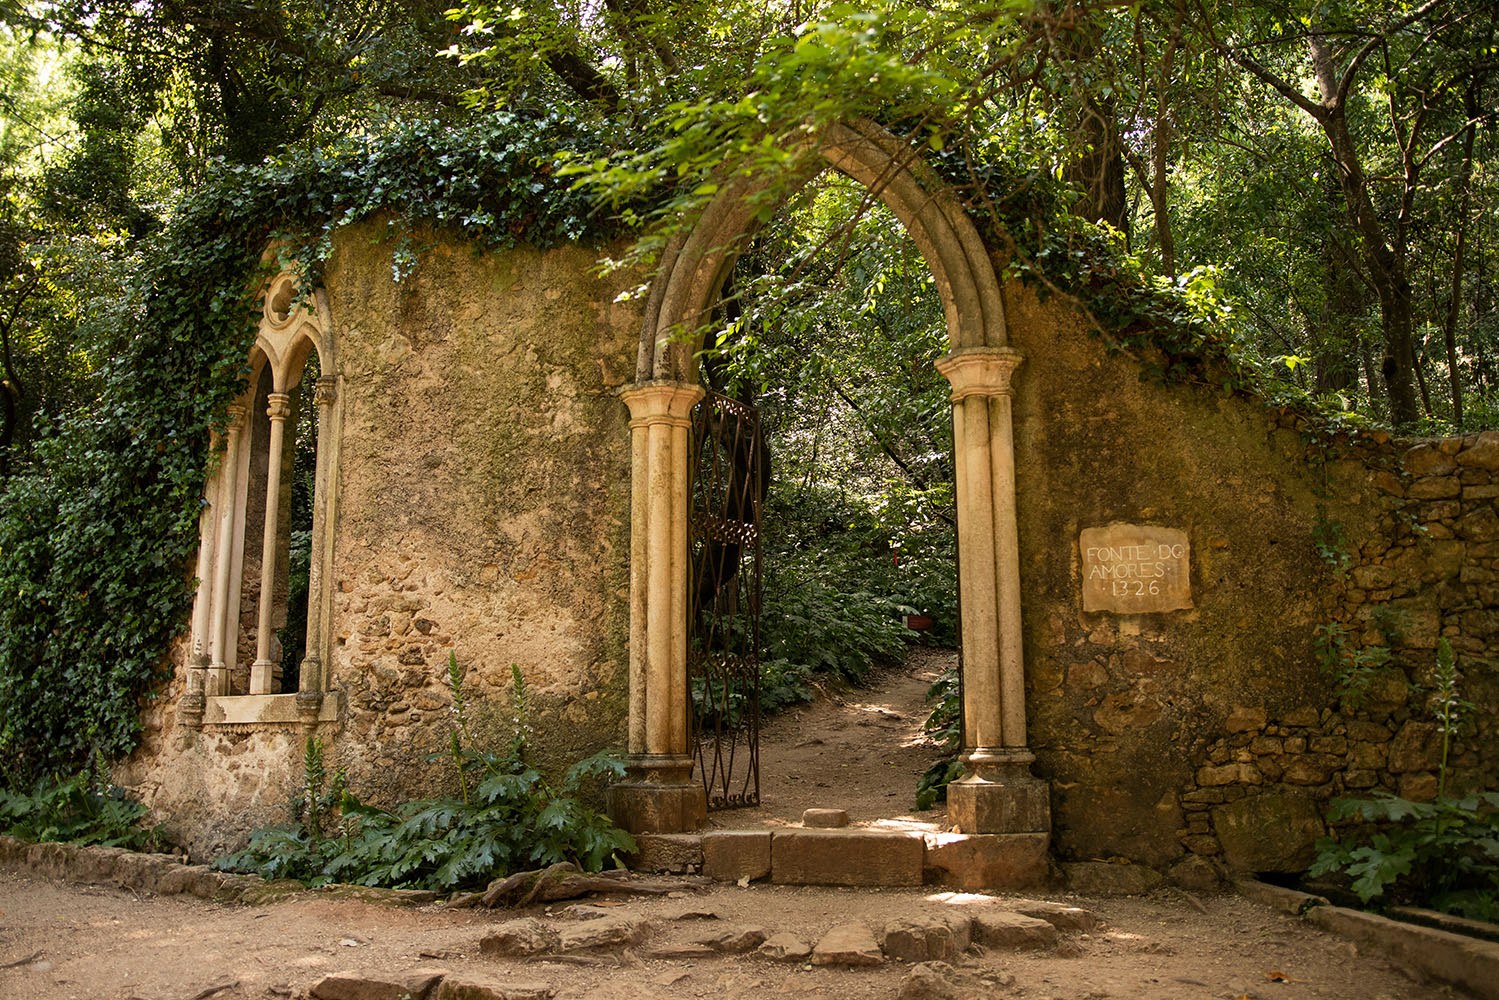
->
<box><xmin>1080</xmin><ymin>524</ymin><xmax>1192</xmax><ymax>613</ymax></box>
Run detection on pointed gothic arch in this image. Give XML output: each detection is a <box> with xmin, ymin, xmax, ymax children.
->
<box><xmin>610</xmin><ymin>120</ymin><xmax>1050</xmax><ymax>841</ymax></box>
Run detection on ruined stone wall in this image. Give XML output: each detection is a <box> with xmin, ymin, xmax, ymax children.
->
<box><xmin>1005</xmin><ymin>278</ymin><xmax>1499</xmax><ymax>876</ymax></box>
<box><xmin>121</xmin><ymin>222</ymin><xmax>1497</xmax><ymax>871</ymax></box>
<box><xmin>121</xmin><ymin>226</ymin><xmax>642</xmax><ymax>857</ymax></box>
<box><xmin>1170</xmin><ymin>433</ymin><xmax>1499</xmax><ymax>874</ymax></box>
<box><xmin>319</xmin><ymin>227</ymin><xmax>640</xmax><ymax>803</ymax></box>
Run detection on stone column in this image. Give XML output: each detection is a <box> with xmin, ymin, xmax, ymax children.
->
<box><xmin>608</xmin><ymin>381</ymin><xmax>707</xmax><ymax>834</ymax></box>
<box><xmin>207</xmin><ymin>404</ymin><xmax>248</xmax><ymax>698</ymax></box>
<box><xmin>935</xmin><ymin>348</ymin><xmax>1049</xmax><ymax>834</ymax></box>
<box><xmin>249</xmin><ymin>392</ymin><xmax>292</xmax><ymax>695</ymax></box>
<box><xmin>179</xmin><ymin>475</ymin><xmax>218</xmax><ymax>728</ymax></box>
<box><xmin>297</xmin><ymin>376</ymin><xmax>337</xmax><ymax>727</ymax></box>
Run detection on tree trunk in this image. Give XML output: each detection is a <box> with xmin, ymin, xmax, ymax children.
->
<box><xmin>1068</xmin><ymin>93</ymin><xmax>1129</xmax><ymax>231</ymax></box>
<box><xmin>1315</xmin><ymin>173</ymin><xmax>1363</xmax><ymax>395</ymax></box>
<box><xmin>1306</xmin><ymin>34</ymin><xmax>1420</xmax><ymax>424</ymax></box>
<box><xmin>1055</xmin><ymin>8</ymin><xmax>1129</xmax><ymax>232</ymax></box>
<box><xmin>1444</xmin><ymin>89</ymin><xmax>1479</xmax><ymax>428</ymax></box>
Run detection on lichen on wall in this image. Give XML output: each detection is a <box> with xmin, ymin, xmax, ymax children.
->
<box><xmin>319</xmin><ymin>227</ymin><xmax>639</xmax><ymax>804</ymax></box>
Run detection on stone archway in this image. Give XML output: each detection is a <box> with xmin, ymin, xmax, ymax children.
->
<box><xmin>609</xmin><ymin>121</ymin><xmax>1049</xmax><ymax>843</ymax></box>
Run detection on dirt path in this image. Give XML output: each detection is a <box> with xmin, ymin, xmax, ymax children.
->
<box><xmin>0</xmin><ymin>867</ymin><xmax>1462</xmax><ymax>1000</ymax></box>
<box><xmin>0</xmin><ymin>655</ymin><xmax>1469</xmax><ymax>999</ymax></box>
<box><xmin>718</xmin><ymin>647</ymin><xmax>952</xmax><ymax>829</ymax></box>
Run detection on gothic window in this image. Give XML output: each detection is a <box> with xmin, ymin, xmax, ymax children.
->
<box><xmin>179</xmin><ymin>272</ymin><xmax>341</xmax><ymax>728</ymax></box>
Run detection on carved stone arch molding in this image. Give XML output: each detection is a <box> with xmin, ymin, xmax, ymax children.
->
<box><xmin>179</xmin><ymin>268</ymin><xmax>343</xmax><ymax>732</ymax></box>
<box><xmin>612</xmin><ymin>120</ymin><xmax>1051</xmax><ymax>864</ymax></box>
<box><xmin>636</xmin><ymin>118</ymin><xmax>1007</xmax><ymax>382</ymax></box>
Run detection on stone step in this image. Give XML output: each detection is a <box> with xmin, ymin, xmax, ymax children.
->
<box><xmin>631</xmin><ymin>828</ymin><xmax>1050</xmax><ymax>890</ymax></box>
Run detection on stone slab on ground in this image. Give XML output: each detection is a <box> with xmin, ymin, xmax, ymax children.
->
<box><xmin>879</xmin><ymin>913</ymin><xmax>972</xmax><ymax>962</ymax></box>
<box><xmin>1061</xmin><ymin>860</ymin><xmax>1164</xmax><ymax>896</ymax></box>
<box><xmin>691</xmin><ymin>925</ymin><xmax>768</xmax><ymax>953</ymax></box>
<box><xmin>801</xmin><ymin>808</ymin><xmax>850</xmax><ymax>828</ymax></box>
<box><xmin>898</xmin><ymin>961</ymin><xmax>962</xmax><ymax>1000</ymax></box>
<box><xmin>970</xmin><ymin>911</ymin><xmax>1058</xmax><ymax>951</ymax></box>
<box><xmin>1235</xmin><ymin>879</ymin><xmax>1499</xmax><ymax>999</ymax></box>
<box><xmin>701</xmin><ymin>831</ymin><xmax>772</xmax><ymax>882</ymax></box>
<box><xmin>554</xmin><ymin>914</ymin><xmax>649</xmax><ymax>952</ymax></box>
<box><xmin>478</xmin><ymin>917</ymin><xmax>557</xmax><ymax>957</ymax></box>
<box><xmin>1231</xmin><ymin>878</ymin><xmax>1329</xmax><ymax>914</ymax></box>
<box><xmin>771</xmin><ymin>829</ymin><xmax>925</xmax><ymax>887</ymax></box>
<box><xmin>758</xmin><ymin>932</ymin><xmax>812</xmax><ymax>961</ymax></box>
<box><xmin>434</xmin><ymin>974</ymin><xmax>555</xmax><ymax>1000</ymax></box>
<box><xmin>310</xmin><ymin>968</ymin><xmax>448</xmax><ymax>1000</ymax></box>
<box><xmin>629</xmin><ymin>833</ymin><xmax>703</xmax><ymax>874</ymax></box>
<box><xmin>1307</xmin><ymin>905</ymin><xmax>1499</xmax><ymax>1000</ymax></box>
<box><xmin>1010</xmin><ymin>899</ymin><xmax>1102</xmax><ymax>933</ymax></box>
<box><xmin>923</xmin><ymin>832</ymin><xmax>1050</xmax><ymax>890</ymax></box>
<box><xmin>811</xmin><ymin>922</ymin><xmax>885</xmax><ymax>966</ymax></box>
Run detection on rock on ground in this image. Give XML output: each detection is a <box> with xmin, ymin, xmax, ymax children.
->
<box><xmin>811</xmin><ymin>923</ymin><xmax>884</xmax><ymax>967</ymax></box>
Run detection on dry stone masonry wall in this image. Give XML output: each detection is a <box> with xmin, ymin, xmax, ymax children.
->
<box><xmin>1004</xmin><ymin>275</ymin><xmax>1497</xmax><ymax>875</ymax></box>
<box><xmin>1170</xmin><ymin>430</ymin><xmax>1499</xmax><ymax>872</ymax></box>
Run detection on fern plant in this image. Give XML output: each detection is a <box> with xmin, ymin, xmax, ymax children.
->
<box><xmin>0</xmin><ymin>762</ymin><xmax>163</xmax><ymax>851</ymax></box>
<box><xmin>1309</xmin><ymin>638</ymin><xmax>1499</xmax><ymax>920</ymax></box>
<box><xmin>215</xmin><ymin>655</ymin><xmax>634</xmax><ymax>891</ymax></box>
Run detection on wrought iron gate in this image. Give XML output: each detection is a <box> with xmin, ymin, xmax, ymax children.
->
<box><xmin>688</xmin><ymin>390</ymin><xmax>764</xmax><ymax>810</ymax></box>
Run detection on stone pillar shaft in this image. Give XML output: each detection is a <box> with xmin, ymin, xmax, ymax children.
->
<box><xmin>207</xmin><ymin>405</ymin><xmax>247</xmax><ymax>697</ymax></box>
<box><xmin>611</xmin><ymin>381</ymin><xmax>708</xmax><ymax>835</ymax></box>
<box><xmin>936</xmin><ymin>348</ymin><xmax>1049</xmax><ymax>835</ymax></box>
<box><xmin>937</xmin><ymin>348</ymin><xmax>1025</xmax><ymax>754</ymax></box>
<box><xmin>297</xmin><ymin>376</ymin><xmax>337</xmax><ymax>717</ymax></box>
<box><xmin>250</xmin><ymin>392</ymin><xmax>292</xmax><ymax>695</ymax></box>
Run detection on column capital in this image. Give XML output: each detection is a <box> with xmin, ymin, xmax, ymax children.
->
<box><xmin>314</xmin><ymin>376</ymin><xmax>338</xmax><ymax>408</ymax></box>
<box><xmin>621</xmin><ymin>380</ymin><xmax>705</xmax><ymax>428</ymax></box>
<box><xmin>935</xmin><ymin>347</ymin><xmax>1025</xmax><ymax>401</ymax></box>
<box><xmin>225</xmin><ymin>403</ymin><xmax>248</xmax><ymax>430</ymax></box>
<box><xmin>266</xmin><ymin>392</ymin><xmax>293</xmax><ymax>421</ymax></box>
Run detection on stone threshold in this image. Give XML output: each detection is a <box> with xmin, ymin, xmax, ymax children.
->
<box><xmin>629</xmin><ymin>828</ymin><xmax>1051</xmax><ymax>891</ymax></box>
<box><xmin>1235</xmin><ymin>878</ymin><xmax>1499</xmax><ymax>1000</ymax></box>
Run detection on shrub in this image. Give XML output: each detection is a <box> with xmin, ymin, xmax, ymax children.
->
<box><xmin>0</xmin><ymin>767</ymin><xmax>164</xmax><ymax>851</ymax></box>
<box><xmin>1309</xmin><ymin>638</ymin><xmax>1499</xmax><ymax>919</ymax></box>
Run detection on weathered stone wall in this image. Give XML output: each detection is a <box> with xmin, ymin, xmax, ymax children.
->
<box><xmin>1168</xmin><ymin>432</ymin><xmax>1499</xmax><ymax>873</ymax></box>
<box><xmin>321</xmin><ymin>227</ymin><xmax>640</xmax><ymax>803</ymax></box>
<box><xmin>121</xmin><ymin>226</ymin><xmax>642</xmax><ymax>857</ymax></box>
<box><xmin>1005</xmin><ymin>278</ymin><xmax>1498</xmax><ymax>875</ymax></box>
<box><xmin>121</xmin><ymin>221</ymin><xmax>1495</xmax><ymax>873</ymax></box>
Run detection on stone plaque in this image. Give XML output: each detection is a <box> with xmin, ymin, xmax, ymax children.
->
<box><xmin>1080</xmin><ymin>524</ymin><xmax>1192</xmax><ymax>614</ymax></box>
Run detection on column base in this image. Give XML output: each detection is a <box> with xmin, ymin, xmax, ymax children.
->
<box><xmin>249</xmin><ymin>659</ymin><xmax>282</xmax><ymax>696</ymax></box>
<box><xmin>608</xmin><ymin>756</ymin><xmax>706</xmax><ymax>835</ymax></box>
<box><xmin>948</xmin><ymin>750</ymin><xmax>1051</xmax><ymax>834</ymax></box>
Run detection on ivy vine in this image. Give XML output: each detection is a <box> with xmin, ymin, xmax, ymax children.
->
<box><xmin>0</xmin><ymin>110</ymin><xmax>622</xmax><ymax>785</ymax></box>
